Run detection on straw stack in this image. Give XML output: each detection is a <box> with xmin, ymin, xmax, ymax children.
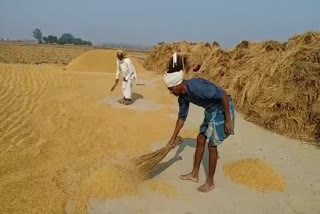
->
<box><xmin>133</xmin><ymin>136</ymin><xmax>183</xmax><ymax>173</ymax></box>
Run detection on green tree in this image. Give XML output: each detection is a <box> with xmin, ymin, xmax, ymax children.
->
<box><xmin>58</xmin><ymin>33</ymin><xmax>75</xmax><ymax>45</ymax></box>
<box><xmin>47</xmin><ymin>35</ymin><xmax>58</xmax><ymax>43</ymax></box>
<box><xmin>33</xmin><ymin>28</ymin><xmax>43</xmax><ymax>43</ymax></box>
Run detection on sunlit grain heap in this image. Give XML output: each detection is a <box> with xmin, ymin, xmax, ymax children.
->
<box><xmin>81</xmin><ymin>164</ymin><xmax>143</xmax><ymax>199</ymax></box>
<box><xmin>223</xmin><ymin>159</ymin><xmax>286</xmax><ymax>192</ymax></box>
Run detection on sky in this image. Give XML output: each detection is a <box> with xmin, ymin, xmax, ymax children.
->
<box><xmin>0</xmin><ymin>0</ymin><xmax>319</xmax><ymax>48</ymax></box>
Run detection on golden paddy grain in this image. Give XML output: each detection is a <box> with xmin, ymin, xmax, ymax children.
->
<box><xmin>223</xmin><ymin>158</ymin><xmax>286</xmax><ymax>192</ymax></box>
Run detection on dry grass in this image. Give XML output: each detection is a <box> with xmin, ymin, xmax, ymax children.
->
<box><xmin>144</xmin><ymin>31</ymin><xmax>320</xmax><ymax>145</ymax></box>
<box><xmin>223</xmin><ymin>159</ymin><xmax>286</xmax><ymax>192</ymax></box>
<box><xmin>0</xmin><ymin>42</ymin><xmax>93</xmax><ymax>65</ymax></box>
<box><xmin>143</xmin><ymin>42</ymin><xmax>214</xmax><ymax>73</ymax></box>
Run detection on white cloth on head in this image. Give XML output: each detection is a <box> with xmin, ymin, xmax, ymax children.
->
<box><xmin>172</xmin><ymin>52</ymin><xmax>177</xmax><ymax>68</ymax></box>
<box><xmin>163</xmin><ymin>70</ymin><xmax>184</xmax><ymax>88</ymax></box>
<box><xmin>117</xmin><ymin>49</ymin><xmax>125</xmax><ymax>56</ymax></box>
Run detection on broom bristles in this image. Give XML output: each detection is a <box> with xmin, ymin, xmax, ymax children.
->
<box><xmin>133</xmin><ymin>136</ymin><xmax>182</xmax><ymax>173</ymax></box>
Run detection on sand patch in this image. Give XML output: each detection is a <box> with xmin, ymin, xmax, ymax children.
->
<box><xmin>223</xmin><ymin>159</ymin><xmax>286</xmax><ymax>192</ymax></box>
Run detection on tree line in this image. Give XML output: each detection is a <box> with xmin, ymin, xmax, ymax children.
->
<box><xmin>33</xmin><ymin>28</ymin><xmax>92</xmax><ymax>46</ymax></box>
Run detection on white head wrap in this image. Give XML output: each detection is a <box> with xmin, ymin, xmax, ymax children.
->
<box><xmin>163</xmin><ymin>70</ymin><xmax>184</xmax><ymax>88</ymax></box>
<box><xmin>172</xmin><ymin>52</ymin><xmax>177</xmax><ymax>68</ymax></box>
<box><xmin>117</xmin><ymin>49</ymin><xmax>126</xmax><ymax>57</ymax></box>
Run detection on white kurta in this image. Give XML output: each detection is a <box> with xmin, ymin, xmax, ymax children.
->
<box><xmin>116</xmin><ymin>58</ymin><xmax>138</xmax><ymax>99</ymax></box>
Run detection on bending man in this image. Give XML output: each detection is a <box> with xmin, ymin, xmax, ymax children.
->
<box><xmin>115</xmin><ymin>50</ymin><xmax>138</xmax><ymax>105</ymax></box>
<box><xmin>164</xmin><ymin>70</ymin><xmax>235</xmax><ymax>193</ymax></box>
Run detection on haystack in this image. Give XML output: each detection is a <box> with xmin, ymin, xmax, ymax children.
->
<box><xmin>145</xmin><ymin>31</ymin><xmax>320</xmax><ymax>145</ymax></box>
<box><xmin>143</xmin><ymin>42</ymin><xmax>213</xmax><ymax>73</ymax></box>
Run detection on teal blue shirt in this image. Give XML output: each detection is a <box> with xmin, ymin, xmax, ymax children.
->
<box><xmin>178</xmin><ymin>78</ymin><xmax>224</xmax><ymax>121</ymax></box>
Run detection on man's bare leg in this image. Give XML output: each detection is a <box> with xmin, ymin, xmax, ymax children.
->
<box><xmin>179</xmin><ymin>134</ymin><xmax>206</xmax><ymax>183</ymax></box>
<box><xmin>197</xmin><ymin>144</ymin><xmax>217</xmax><ymax>192</ymax></box>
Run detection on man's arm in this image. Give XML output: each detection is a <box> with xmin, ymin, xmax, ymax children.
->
<box><xmin>169</xmin><ymin>98</ymin><xmax>189</xmax><ymax>144</ymax></box>
<box><xmin>221</xmin><ymin>91</ymin><xmax>232</xmax><ymax>134</ymax></box>
<box><xmin>115</xmin><ymin>60</ymin><xmax>120</xmax><ymax>81</ymax></box>
<box><xmin>170</xmin><ymin>118</ymin><xmax>185</xmax><ymax>141</ymax></box>
<box><xmin>221</xmin><ymin>91</ymin><xmax>231</xmax><ymax>121</ymax></box>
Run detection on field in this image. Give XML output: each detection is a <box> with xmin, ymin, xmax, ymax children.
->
<box><xmin>0</xmin><ymin>44</ymin><xmax>177</xmax><ymax>213</ymax></box>
<box><xmin>0</xmin><ymin>42</ymin><xmax>147</xmax><ymax>65</ymax></box>
<box><xmin>0</xmin><ymin>40</ymin><xmax>319</xmax><ymax>214</ymax></box>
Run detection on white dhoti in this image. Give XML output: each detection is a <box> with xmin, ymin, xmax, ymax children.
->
<box><xmin>115</xmin><ymin>57</ymin><xmax>138</xmax><ymax>100</ymax></box>
<box><xmin>122</xmin><ymin>79</ymin><xmax>134</xmax><ymax>99</ymax></box>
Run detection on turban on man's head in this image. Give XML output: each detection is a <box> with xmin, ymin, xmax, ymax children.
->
<box><xmin>117</xmin><ymin>49</ymin><xmax>126</xmax><ymax>57</ymax></box>
<box><xmin>163</xmin><ymin>70</ymin><xmax>184</xmax><ymax>88</ymax></box>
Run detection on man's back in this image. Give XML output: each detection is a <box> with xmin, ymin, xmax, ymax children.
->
<box><xmin>178</xmin><ymin>78</ymin><xmax>225</xmax><ymax>120</ymax></box>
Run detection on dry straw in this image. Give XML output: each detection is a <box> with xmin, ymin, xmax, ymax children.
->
<box><xmin>133</xmin><ymin>136</ymin><xmax>183</xmax><ymax>173</ymax></box>
<box><xmin>143</xmin><ymin>42</ymin><xmax>213</xmax><ymax>73</ymax></box>
<box><xmin>144</xmin><ymin>31</ymin><xmax>320</xmax><ymax>145</ymax></box>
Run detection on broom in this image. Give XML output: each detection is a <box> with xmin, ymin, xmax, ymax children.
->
<box><xmin>133</xmin><ymin>136</ymin><xmax>183</xmax><ymax>173</ymax></box>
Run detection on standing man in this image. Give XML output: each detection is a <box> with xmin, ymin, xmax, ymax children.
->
<box><xmin>163</xmin><ymin>70</ymin><xmax>235</xmax><ymax>193</ymax></box>
<box><xmin>115</xmin><ymin>49</ymin><xmax>138</xmax><ymax>105</ymax></box>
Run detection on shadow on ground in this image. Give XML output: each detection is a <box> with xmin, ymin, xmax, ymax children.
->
<box><xmin>131</xmin><ymin>93</ymin><xmax>144</xmax><ymax>102</ymax></box>
<box><xmin>147</xmin><ymin>138</ymin><xmax>209</xmax><ymax>179</ymax></box>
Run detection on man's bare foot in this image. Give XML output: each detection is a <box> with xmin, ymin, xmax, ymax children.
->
<box><xmin>197</xmin><ymin>181</ymin><xmax>215</xmax><ymax>193</ymax></box>
<box><xmin>179</xmin><ymin>173</ymin><xmax>199</xmax><ymax>183</ymax></box>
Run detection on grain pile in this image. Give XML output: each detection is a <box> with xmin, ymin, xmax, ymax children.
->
<box><xmin>145</xmin><ymin>31</ymin><xmax>320</xmax><ymax>144</ymax></box>
<box><xmin>0</xmin><ymin>42</ymin><xmax>92</xmax><ymax>65</ymax></box>
<box><xmin>81</xmin><ymin>164</ymin><xmax>142</xmax><ymax>199</ymax></box>
<box><xmin>223</xmin><ymin>159</ymin><xmax>286</xmax><ymax>192</ymax></box>
<box><xmin>65</xmin><ymin>49</ymin><xmax>145</xmax><ymax>73</ymax></box>
<box><xmin>0</xmin><ymin>62</ymin><xmax>174</xmax><ymax>213</ymax></box>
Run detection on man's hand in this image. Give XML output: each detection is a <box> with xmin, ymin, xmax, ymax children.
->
<box><xmin>166</xmin><ymin>136</ymin><xmax>182</xmax><ymax>148</ymax></box>
<box><xmin>224</xmin><ymin>119</ymin><xmax>232</xmax><ymax>136</ymax></box>
<box><xmin>110</xmin><ymin>79</ymin><xmax>119</xmax><ymax>91</ymax></box>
